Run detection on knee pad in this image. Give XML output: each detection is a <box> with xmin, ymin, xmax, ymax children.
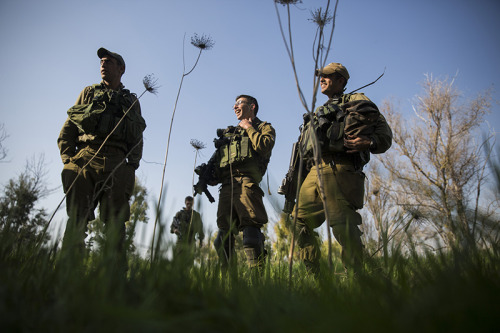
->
<box><xmin>242</xmin><ymin>226</ymin><xmax>263</xmax><ymax>249</ymax></box>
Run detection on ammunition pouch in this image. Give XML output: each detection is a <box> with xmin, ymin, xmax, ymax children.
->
<box><xmin>214</xmin><ymin>126</ymin><xmax>269</xmax><ymax>177</ymax></box>
<box><xmin>301</xmin><ymin>96</ymin><xmax>380</xmax><ymax>161</ymax></box>
<box><xmin>67</xmin><ymin>85</ymin><xmax>146</xmax><ymax>145</ymax></box>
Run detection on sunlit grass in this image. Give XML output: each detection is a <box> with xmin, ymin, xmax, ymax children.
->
<box><xmin>1</xmin><ymin>224</ymin><xmax>499</xmax><ymax>332</ymax></box>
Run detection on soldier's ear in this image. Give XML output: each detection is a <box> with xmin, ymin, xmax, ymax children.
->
<box><xmin>250</xmin><ymin>103</ymin><xmax>256</xmax><ymax>115</ymax></box>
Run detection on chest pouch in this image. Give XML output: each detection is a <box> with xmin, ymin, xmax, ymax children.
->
<box><xmin>217</xmin><ymin>129</ymin><xmax>252</xmax><ymax>168</ymax></box>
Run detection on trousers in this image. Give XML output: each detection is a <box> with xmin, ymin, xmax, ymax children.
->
<box><xmin>61</xmin><ymin>146</ymin><xmax>135</xmax><ymax>253</ymax></box>
<box><xmin>294</xmin><ymin>160</ymin><xmax>365</xmax><ymax>271</ymax></box>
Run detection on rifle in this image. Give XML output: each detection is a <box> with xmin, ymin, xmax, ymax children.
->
<box><xmin>170</xmin><ymin>216</ymin><xmax>183</xmax><ymax>239</ymax></box>
<box><xmin>278</xmin><ymin>141</ymin><xmax>306</xmax><ymax>214</ymax></box>
<box><xmin>193</xmin><ymin>152</ymin><xmax>217</xmax><ymax>203</ymax></box>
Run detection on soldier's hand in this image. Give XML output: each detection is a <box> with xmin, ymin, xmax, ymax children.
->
<box><xmin>344</xmin><ymin>135</ymin><xmax>371</xmax><ymax>153</ymax></box>
<box><xmin>238</xmin><ymin>118</ymin><xmax>253</xmax><ymax>130</ymax></box>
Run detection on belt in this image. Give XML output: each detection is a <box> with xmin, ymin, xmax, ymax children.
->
<box><xmin>221</xmin><ymin>176</ymin><xmax>254</xmax><ymax>186</ymax></box>
<box><xmin>81</xmin><ymin>144</ymin><xmax>126</xmax><ymax>154</ymax></box>
<box><xmin>321</xmin><ymin>153</ymin><xmax>356</xmax><ymax>165</ymax></box>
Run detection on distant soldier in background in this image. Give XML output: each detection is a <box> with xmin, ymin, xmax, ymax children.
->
<box><xmin>206</xmin><ymin>95</ymin><xmax>275</xmax><ymax>272</ymax></box>
<box><xmin>58</xmin><ymin>47</ymin><xmax>146</xmax><ymax>268</ymax></box>
<box><xmin>292</xmin><ymin>63</ymin><xmax>392</xmax><ymax>274</ymax></box>
<box><xmin>170</xmin><ymin>196</ymin><xmax>205</xmax><ymax>250</ymax></box>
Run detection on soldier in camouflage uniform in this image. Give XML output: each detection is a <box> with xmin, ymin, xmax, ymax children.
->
<box><xmin>170</xmin><ymin>196</ymin><xmax>205</xmax><ymax>248</ymax></box>
<box><xmin>58</xmin><ymin>48</ymin><xmax>146</xmax><ymax>261</ymax></box>
<box><xmin>212</xmin><ymin>95</ymin><xmax>275</xmax><ymax>270</ymax></box>
<box><xmin>294</xmin><ymin>63</ymin><xmax>392</xmax><ymax>274</ymax></box>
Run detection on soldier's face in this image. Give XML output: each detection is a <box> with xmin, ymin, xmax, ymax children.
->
<box><xmin>234</xmin><ymin>98</ymin><xmax>255</xmax><ymax>120</ymax></box>
<box><xmin>320</xmin><ymin>74</ymin><xmax>344</xmax><ymax>97</ymax></box>
<box><xmin>100</xmin><ymin>56</ymin><xmax>124</xmax><ymax>83</ymax></box>
<box><xmin>185</xmin><ymin>200</ymin><xmax>193</xmax><ymax>210</ymax></box>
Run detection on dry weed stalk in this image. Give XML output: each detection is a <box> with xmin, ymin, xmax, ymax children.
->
<box><xmin>151</xmin><ymin>33</ymin><xmax>214</xmax><ymax>261</ymax></box>
<box><xmin>274</xmin><ymin>0</ymin><xmax>339</xmax><ymax>285</ymax></box>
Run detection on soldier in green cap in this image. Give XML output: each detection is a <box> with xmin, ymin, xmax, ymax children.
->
<box><xmin>58</xmin><ymin>47</ymin><xmax>146</xmax><ymax>264</ymax></box>
<box><xmin>293</xmin><ymin>62</ymin><xmax>392</xmax><ymax>274</ymax></box>
<box><xmin>208</xmin><ymin>95</ymin><xmax>275</xmax><ymax>271</ymax></box>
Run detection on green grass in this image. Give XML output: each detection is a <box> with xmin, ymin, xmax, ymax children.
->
<box><xmin>1</xmin><ymin>231</ymin><xmax>499</xmax><ymax>333</ymax></box>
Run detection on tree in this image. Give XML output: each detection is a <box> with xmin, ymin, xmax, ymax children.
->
<box><xmin>125</xmin><ymin>177</ymin><xmax>149</xmax><ymax>254</ymax></box>
<box><xmin>380</xmin><ymin>75</ymin><xmax>495</xmax><ymax>247</ymax></box>
<box><xmin>0</xmin><ymin>155</ymin><xmax>49</xmax><ymax>252</ymax></box>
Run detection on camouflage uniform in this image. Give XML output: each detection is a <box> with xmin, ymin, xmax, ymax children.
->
<box><xmin>295</xmin><ymin>92</ymin><xmax>392</xmax><ymax>273</ymax></box>
<box><xmin>213</xmin><ymin>117</ymin><xmax>275</xmax><ymax>268</ymax></box>
<box><xmin>58</xmin><ymin>82</ymin><xmax>144</xmax><ymax>256</ymax></box>
<box><xmin>170</xmin><ymin>208</ymin><xmax>205</xmax><ymax>245</ymax></box>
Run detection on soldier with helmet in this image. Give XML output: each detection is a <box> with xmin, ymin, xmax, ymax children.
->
<box><xmin>58</xmin><ymin>47</ymin><xmax>146</xmax><ymax>265</ymax></box>
<box><xmin>292</xmin><ymin>63</ymin><xmax>392</xmax><ymax>274</ymax></box>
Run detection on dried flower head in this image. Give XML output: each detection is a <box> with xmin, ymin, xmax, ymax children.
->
<box><xmin>191</xmin><ymin>33</ymin><xmax>215</xmax><ymax>51</ymax></box>
<box><xmin>275</xmin><ymin>0</ymin><xmax>302</xmax><ymax>5</ymax></box>
<box><xmin>190</xmin><ymin>139</ymin><xmax>206</xmax><ymax>151</ymax></box>
<box><xmin>143</xmin><ymin>74</ymin><xmax>159</xmax><ymax>94</ymax></box>
<box><xmin>309</xmin><ymin>8</ymin><xmax>333</xmax><ymax>28</ymax></box>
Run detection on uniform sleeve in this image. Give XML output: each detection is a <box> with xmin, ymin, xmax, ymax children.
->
<box><xmin>371</xmin><ymin>113</ymin><xmax>393</xmax><ymax>154</ymax></box>
<box><xmin>349</xmin><ymin>93</ymin><xmax>392</xmax><ymax>154</ymax></box>
<box><xmin>126</xmin><ymin>99</ymin><xmax>143</xmax><ymax>169</ymax></box>
<box><xmin>171</xmin><ymin>210</ymin><xmax>181</xmax><ymax>232</ymax></box>
<box><xmin>246</xmin><ymin>122</ymin><xmax>276</xmax><ymax>158</ymax></box>
<box><xmin>57</xmin><ymin>119</ymin><xmax>79</xmax><ymax>164</ymax></box>
<box><xmin>57</xmin><ymin>88</ymin><xmax>91</xmax><ymax>164</ymax></box>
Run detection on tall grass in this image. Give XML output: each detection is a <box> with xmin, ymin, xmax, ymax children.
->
<box><xmin>1</xmin><ymin>220</ymin><xmax>499</xmax><ymax>332</ymax></box>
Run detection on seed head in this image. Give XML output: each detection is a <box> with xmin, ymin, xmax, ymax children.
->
<box><xmin>190</xmin><ymin>139</ymin><xmax>206</xmax><ymax>151</ymax></box>
<box><xmin>143</xmin><ymin>74</ymin><xmax>159</xmax><ymax>95</ymax></box>
<box><xmin>191</xmin><ymin>33</ymin><xmax>215</xmax><ymax>51</ymax></box>
<box><xmin>309</xmin><ymin>8</ymin><xmax>333</xmax><ymax>28</ymax></box>
<box><xmin>275</xmin><ymin>0</ymin><xmax>302</xmax><ymax>5</ymax></box>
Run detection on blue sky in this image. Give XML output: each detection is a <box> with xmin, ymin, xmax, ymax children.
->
<box><xmin>1</xmin><ymin>0</ymin><xmax>499</xmax><ymax>252</ymax></box>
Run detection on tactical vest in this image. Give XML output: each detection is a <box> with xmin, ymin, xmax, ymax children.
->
<box><xmin>215</xmin><ymin>125</ymin><xmax>269</xmax><ymax>178</ymax></box>
<box><xmin>301</xmin><ymin>93</ymin><xmax>380</xmax><ymax>161</ymax></box>
<box><xmin>66</xmin><ymin>84</ymin><xmax>146</xmax><ymax>144</ymax></box>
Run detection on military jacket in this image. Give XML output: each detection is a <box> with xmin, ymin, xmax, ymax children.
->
<box><xmin>170</xmin><ymin>209</ymin><xmax>204</xmax><ymax>243</ymax></box>
<box><xmin>57</xmin><ymin>83</ymin><xmax>145</xmax><ymax>168</ymax></box>
<box><xmin>302</xmin><ymin>93</ymin><xmax>392</xmax><ymax>165</ymax></box>
<box><xmin>214</xmin><ymin>117</ymin><xmax>275</xmax><ymax>183</ymax></box>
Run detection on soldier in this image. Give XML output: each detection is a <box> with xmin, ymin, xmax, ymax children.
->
<box><xmin>170</xmin><ymin>196</ymin><xmax>205</xmax><ymax>248</ymax></box>
<box><xmin>211</xmin><ymin>95</ymin><xmax>276</xmax><ymax>271</ymax></box>
<box><xmin>58</xmin><ymin>47</ymin><xmax>146</xmax><ymax>264</ymax></box>
<box><xmin>294</xmin><ymin>63</ymin><xmax>392</xmax><ymax>274</ymax></box>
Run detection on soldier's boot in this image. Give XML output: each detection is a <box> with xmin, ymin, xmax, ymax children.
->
<box><xmin>296</xmin><ymin>220</ymin><xmax>321</xmax><ymax>276</ymax></box>
<box><xmin>242</xmin><ymin>226</ymin><xmax>266</xmax><ymax>274</ymax></box>
<box><xmin>214</xmin><ymin>229</ymin><xmax>236</xmax><ymax>269</ymax></box>
<box><xmin>331</xmin><ymin>223</ymin><xmax>364</xmax><ymax>274</ymax></box>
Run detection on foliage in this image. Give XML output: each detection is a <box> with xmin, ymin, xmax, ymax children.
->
<box><xmin>1</xmin><ymin>221</ymin><xmax>499</xmax><ymax>332</ymax></box>
<box><xmin>379</xmin><ymin>75</ymin><xmax>497</xmax><ymax>248</ymax></box>
<box><xmin>0</xmin><ymin>156</ymin><xmax>49</xmax><ymax>251</ymax></box>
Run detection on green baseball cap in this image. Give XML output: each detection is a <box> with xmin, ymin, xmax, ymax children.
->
<box><xmin>315</xmin><ymin>62</ymin><xmax>350</xmax><ymax>80</ymax></box>
<box><xmin>97</xmin><ymin>47</ymin><xmax>126</xmax><ymax>72</ymax></box>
